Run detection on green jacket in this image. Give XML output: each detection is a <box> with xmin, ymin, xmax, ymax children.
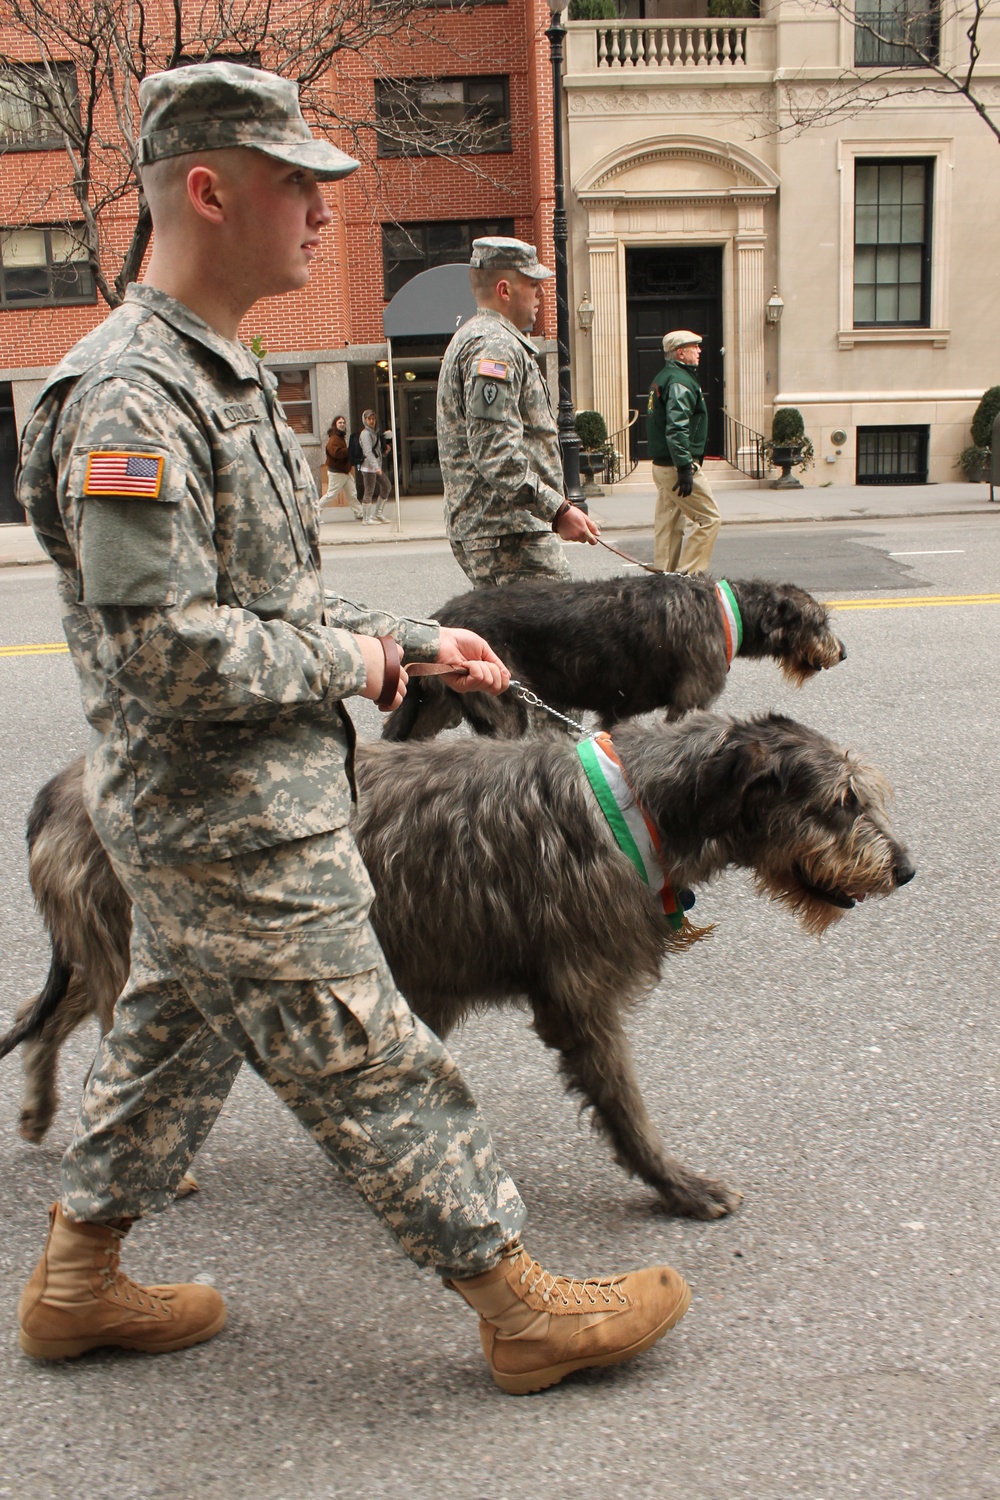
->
<box><xmin>646</xmin><ymin>359</ymin><xmax>708</xmax><ymax>468</ymax></box>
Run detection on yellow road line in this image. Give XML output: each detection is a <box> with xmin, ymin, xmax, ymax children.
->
<box><xmin>1</xmin><ymin>593</ymin><xmax>998</xmax><ymax>655</ymax></box>
<box><xmin>825</xmin><ymin>594</ymin><xmax>1000</xmax><ymax>610</ymax></box>
<box><xmin>0</xmin><ymin>642</ymin><xmax>69</xmax><ymax>657</ymax></box>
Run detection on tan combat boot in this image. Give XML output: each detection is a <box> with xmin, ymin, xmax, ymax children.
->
<box><xmin>448</xmin><ymin>1242</ymin><xmax>691</xmax><ymax>1395</ymax></box>
<box><xmin>18</xmin><ymin>1203</ymin><xmax>227</xmax><ymax>1360</ymax></box>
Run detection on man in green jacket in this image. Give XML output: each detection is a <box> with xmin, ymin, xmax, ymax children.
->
<box><xmin>646</xmin><ymin>330</ymin><xmax>720</xmax><ymax>574</ymax></box>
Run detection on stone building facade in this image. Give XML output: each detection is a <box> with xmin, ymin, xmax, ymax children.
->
<box><xmin>562</xmin><ymin>0</ymin><xmax>1000</xmax><ymax>484</ymax></box>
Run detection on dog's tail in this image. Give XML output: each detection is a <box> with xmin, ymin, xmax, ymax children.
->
<box><xmin>381</xmin><ymin>676</ymin><xmax>463</xmax><ymax>741</ymax></box>
<box><xmin>0</xmin><ymin>949</ymin><xmax>74</xmax><ymax>1060</ymax></box>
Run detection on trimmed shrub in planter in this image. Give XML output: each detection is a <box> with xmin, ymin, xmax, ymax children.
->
<box><xmin>575</xmin><ymin>409</ymin><xmax>612</xmax><ymax>482</ymax></box>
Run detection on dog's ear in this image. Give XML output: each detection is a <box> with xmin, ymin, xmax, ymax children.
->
<box><xmin>760</xmin><ymin>592</ymin><xmax>804</xmax><ymax>641</ymax></box>
<box><xmin>689</xmin><ymin>724</ymin><xmax>790</xmax><ymax>839</ymax></box>
<box><xmin>699</xmin><ymin>715</ymin><xmax>809</xmax><ymax>838</ymax></box>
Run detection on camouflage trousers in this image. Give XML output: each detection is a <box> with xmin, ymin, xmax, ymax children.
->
<box><xmin>60</xmin><ymin>827</ymin><xmax>526</xmax><ymax>1278</ymax></box>
<box><xmin>450</xmin><ymin>531</ymin><xmax>572</xmax><ymax>589</ymax></box>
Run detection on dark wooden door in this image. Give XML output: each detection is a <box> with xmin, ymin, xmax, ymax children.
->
<box><xmin>626</xmin><ymin>247</ymin><xmax>724</xmax><ymax>461</ymax></box>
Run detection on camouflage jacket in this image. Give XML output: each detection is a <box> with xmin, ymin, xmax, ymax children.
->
<box><xmin>17</xmin><ymin>284</ymin><xmax>439</xmax><ymax>868</ymax></box>
<box><xmin>437</xmin><ymin>309</ymin><xmax>565</xmax><ymax>545</ymax></box>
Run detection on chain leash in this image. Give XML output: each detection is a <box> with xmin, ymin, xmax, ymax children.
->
<box><xmin>507</xmin><ymin>680</ymin><xmax>587</xmax><ymax>737</ymax></box>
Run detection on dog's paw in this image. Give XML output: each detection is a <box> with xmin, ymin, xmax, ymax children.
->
<box><xmin>659</xmin><ymin>1174</ymin><xmax>742</xmax><ymax>1220</ymax></box>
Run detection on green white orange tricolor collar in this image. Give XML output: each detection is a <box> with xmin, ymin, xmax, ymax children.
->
<box><xmin>715</xmin><ymin>580</ymin><xmax>743</xmax><ymax>668</ymax></box>
<box><xmin>577</xmin><ymin>731</ymin><xmax>693</xmax><ymax>931</ymax></box>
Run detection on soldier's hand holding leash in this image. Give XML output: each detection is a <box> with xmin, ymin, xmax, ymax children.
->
<box><xmin>359</xmin><ymin>627</ymin><xmax>509</xmax><ymax>710</ymax></box>
<box><xmin>552</xmin><ymin>500</ymin><xmax>601</xmax><ymax>545</ymax></box>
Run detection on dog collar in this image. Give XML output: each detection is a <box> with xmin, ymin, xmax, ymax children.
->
<box><xmin>577</xmin><ymin>731</ymin><xmax>694</xmax><ymax>930</ymax></box>
<box><xmin>716</xmin><ymin>580</ymin><xmax>743</xmax><ymax>668</ymax></box>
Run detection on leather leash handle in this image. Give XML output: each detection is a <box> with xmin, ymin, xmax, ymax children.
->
<box><xmin>404</xmin><ymin>661</ymin><xmax>470</xmax><ymax>678</ymax></box>
<box><xmin>376</xmin><ymin>635</ymin><xmax>402</xmax><ymax>710</ymax></box>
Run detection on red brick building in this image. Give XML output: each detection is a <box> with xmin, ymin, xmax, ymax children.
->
<box><xmin>0</xmin><ymin>0</ymin><xmax>557</xmax><ymax>516</ymax></box>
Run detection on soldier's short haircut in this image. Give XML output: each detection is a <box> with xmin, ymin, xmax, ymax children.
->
<box><xmin>470</xmin><ymin>265</ymin><xmax>527</xmax><ymax>300</ymax></box>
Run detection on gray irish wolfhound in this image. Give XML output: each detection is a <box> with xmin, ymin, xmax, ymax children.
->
<box><xmin>3</xmin><ymin>712</ymin><xmax>913</xmax><ymax>1220</ymax></box>
<box><xmin>383</xmin><ymin>573</ymin><xmax>846</xmax><ymax>741</ymax></box>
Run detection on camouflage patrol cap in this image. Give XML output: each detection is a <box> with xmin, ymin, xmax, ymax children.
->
<box><xmin>470</xmin><ymin>237</ymin><xmax>553</xmax><ymax>282</ymax></box>
<box><xmin>138</xmin><ymin>62</ymin><xmax>359</xmax><ymax>181</ymax></box>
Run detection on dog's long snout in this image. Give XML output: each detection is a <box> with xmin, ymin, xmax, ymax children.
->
<box><xmin>837</xmin><ymin>639</ymin><xmax>847</xmax><ymax>662</ymax></box>
<box><xmin>894</xmin><ymin>852</ymin><xmax>916</xmax><ymax>887</ymax></box>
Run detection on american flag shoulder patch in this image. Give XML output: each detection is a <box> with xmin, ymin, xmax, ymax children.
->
<box><xmin>477</xmin><ymin>359</ymin><xmax>509</xmax><ymax>381</ymax></box>
<box><xmin>83</xmin><ymin>451</ymin><xmax>165</xmax><ymax>498</ymax></box>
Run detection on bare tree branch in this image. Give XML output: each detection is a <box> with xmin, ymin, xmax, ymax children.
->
<box><xmin>0</xmin><ymin>0</ymin><xmax>521</xmax><ymax>309</ymax></box>
<box><xmin>748</xmin><ymin>0</ymin><xmax>1000</xmax><ymax>147</ymax></box>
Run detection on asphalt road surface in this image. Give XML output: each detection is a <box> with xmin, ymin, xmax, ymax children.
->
<box><xmin>0</xmin><ymin>513</ymin><xmax>997</xmax><ymax>1500</ymax></box>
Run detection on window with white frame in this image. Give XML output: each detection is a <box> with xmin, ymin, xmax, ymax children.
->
<box><xmin>0</xmin><ymin>226</ymin><xmax>96</xmax><ymax>308</ymax></box>
<box><xmin>0</xmin><ymin>63</ymin><xmax>78</xmax><ymax>150</ymax></box>
<box><xmin>854</xmin><ymin>0</ymin><xmax>940</xmax><ymax>67</ymax></box>
<box><xmin>853</xmin><ymin>158</ymin><xmax>933</xmax><ymax>326</ymax></box>
<box><xmin>273</xmin><ymin>368</ymin><xmax>315</xmax><ymax>435</ymax></box>
<box><xmin>375</xmin><ymin>77</ymin><xmax>511</xmax><ymax>158</ymax></box>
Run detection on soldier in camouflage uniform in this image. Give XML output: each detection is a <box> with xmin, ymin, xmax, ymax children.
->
<box><xmin>15</xmin><ymin>65</ymin><xmax>691</xmax><ymax>1395</ymax></box>
<box><xmin>437</xmin><ymin>238</ymin><xmax>601</xmax><ymax>588</ymax></box>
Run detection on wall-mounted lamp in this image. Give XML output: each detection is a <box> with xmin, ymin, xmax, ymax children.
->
<box><xmin>376</xmin><ymin>359</ymin><xmax>389</xmax><ymax>370</ymax></box>
<box><xmin>577</xmin><ymin>293</ymin><xmax>596</xmax><ymax>334</ymax></box>
<box><xmin>404</xmin><ymin>370</ymin><xmax>417</xmax><ymax>381</ymax></box>
<box><xmin>765</xmin><ymin>288</ymin><xmax>784</xmax><ymax>325</ymax></box>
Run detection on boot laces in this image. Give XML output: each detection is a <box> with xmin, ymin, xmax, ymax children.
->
<box><xmin>506</xmin><ymin>1244</ymin><xmax>628</xmax><ymax>1308</ymax></box>
<box><xmin>98</xmin><ymin>1241</ymin><xmax>168</xmax><ymax>1314</ymax></box>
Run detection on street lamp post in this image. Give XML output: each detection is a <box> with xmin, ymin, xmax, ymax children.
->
<box><xmin>546</xmin><ymin>0</ymin><xmax>586</xmax><ymax>510</ymax></box>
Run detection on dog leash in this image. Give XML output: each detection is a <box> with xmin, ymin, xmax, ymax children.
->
<box><xmin>595</xmin><ymin>537</ymin><xmax>664</xmax><ymax>574</ymax></box>
<box><xmin>405</xmin><ymin>660</ymin><xmax>587</xmax><ymax>735</ymax></box>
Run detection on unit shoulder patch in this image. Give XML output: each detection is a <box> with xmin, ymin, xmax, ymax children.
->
<box><xmin>83</xmin><ymin>451</ymin><xmax>165</xmax><ymax>498</ymax></box>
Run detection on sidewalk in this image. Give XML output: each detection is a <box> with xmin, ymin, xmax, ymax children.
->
<box><xmin>1</xmin><ymin>479</ymin><xmax>996</xmax><ymax>567</ymax></box>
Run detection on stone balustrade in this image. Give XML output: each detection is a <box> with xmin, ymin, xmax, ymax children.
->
<box><xmin>566</xmin><ymin>19</ymin><xmax>776</xmax><ymax>73</ymax></box>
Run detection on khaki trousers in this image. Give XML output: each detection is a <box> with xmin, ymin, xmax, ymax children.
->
<box><xmin>652</xmin><ymin>463</ymin><xmax>721</xmax><ymax>574</ymax></box>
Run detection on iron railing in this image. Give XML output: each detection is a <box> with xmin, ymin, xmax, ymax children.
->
<box><xmin>722</xmin><ymin>409</ymin><xmax>768</xmax><ymax>480</ymax></box>
<box><xmin>604</xmin><ymin>409</ymin><xmax>640</xmax><ymax>484</ymax></box>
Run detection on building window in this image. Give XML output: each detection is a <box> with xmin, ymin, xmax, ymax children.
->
<box><xmin>853</xmin><ymin>159</ymin><xmax>932</xmax><ymax>326</ymax></box>
<box><xmin>273</xmin><ymin>368</ymin><xmax>315</xmax><ymax>435</ymax></box>
<box><xmin>0</xmin><ymin>226</ymin><xmax>95</xmax><ymax>308</ymax></box>
<box><xmin>857</xmin><ymin>425</ymin><xmax>929</xmax><ymax>484</ymax></box>
<box><xmin>382</xmin><ymin>218</ymin><xmax>516</xmax><ymax>299</ymax></box>
<box><xmin>0</xmin><ymin>63</ymin><xmax>79</xmax><ymax>150</ymax></box>
<box><xmin>375</xmin><ymin>76</ymin><xmax>511</xmax><ymax>158</ymax></box>
<box><xmin>855</xmin><ymin>0</ymin><xmax>940</xmax><ymax>66</ymax></box>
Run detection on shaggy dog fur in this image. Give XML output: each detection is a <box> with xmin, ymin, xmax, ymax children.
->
<box><xmin>2</xmin><ymin>713</ymin><xmax>913</xmax><ymax>1219</ymax></box>
<box><xmin>382</xmin><ymin>573</ymin><xmax>846</xmax><ymax>741</ymax></box>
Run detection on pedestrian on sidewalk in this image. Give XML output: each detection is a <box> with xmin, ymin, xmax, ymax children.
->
<box><xmin>359</xmin><ymin>409</ymin><xmax>391</xmax><ymax>524</ymax></box>
<box><xmin>437</xmin><ymin>236</ymin><xmax>600</xmax><ymax>588</ymax></box>
<box><xmin>647</xmin><ymin>331</ymin><xmax>721</xmax><ymax>574</ymax></box>
<box><xmin>13</xmin><ymin>62</ymin><xmax>690</xmax><ymax>1397</ymax></box>
<box><xmin>322</xmin><ymin>414</ymin><xmax>362</xmax><ymax>518</ymax></box>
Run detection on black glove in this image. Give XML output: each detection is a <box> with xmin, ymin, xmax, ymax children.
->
<box><xmin>673</xmin><ymin>464</ymin><xmax>694</xmax><ymax>498</ymax></box>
